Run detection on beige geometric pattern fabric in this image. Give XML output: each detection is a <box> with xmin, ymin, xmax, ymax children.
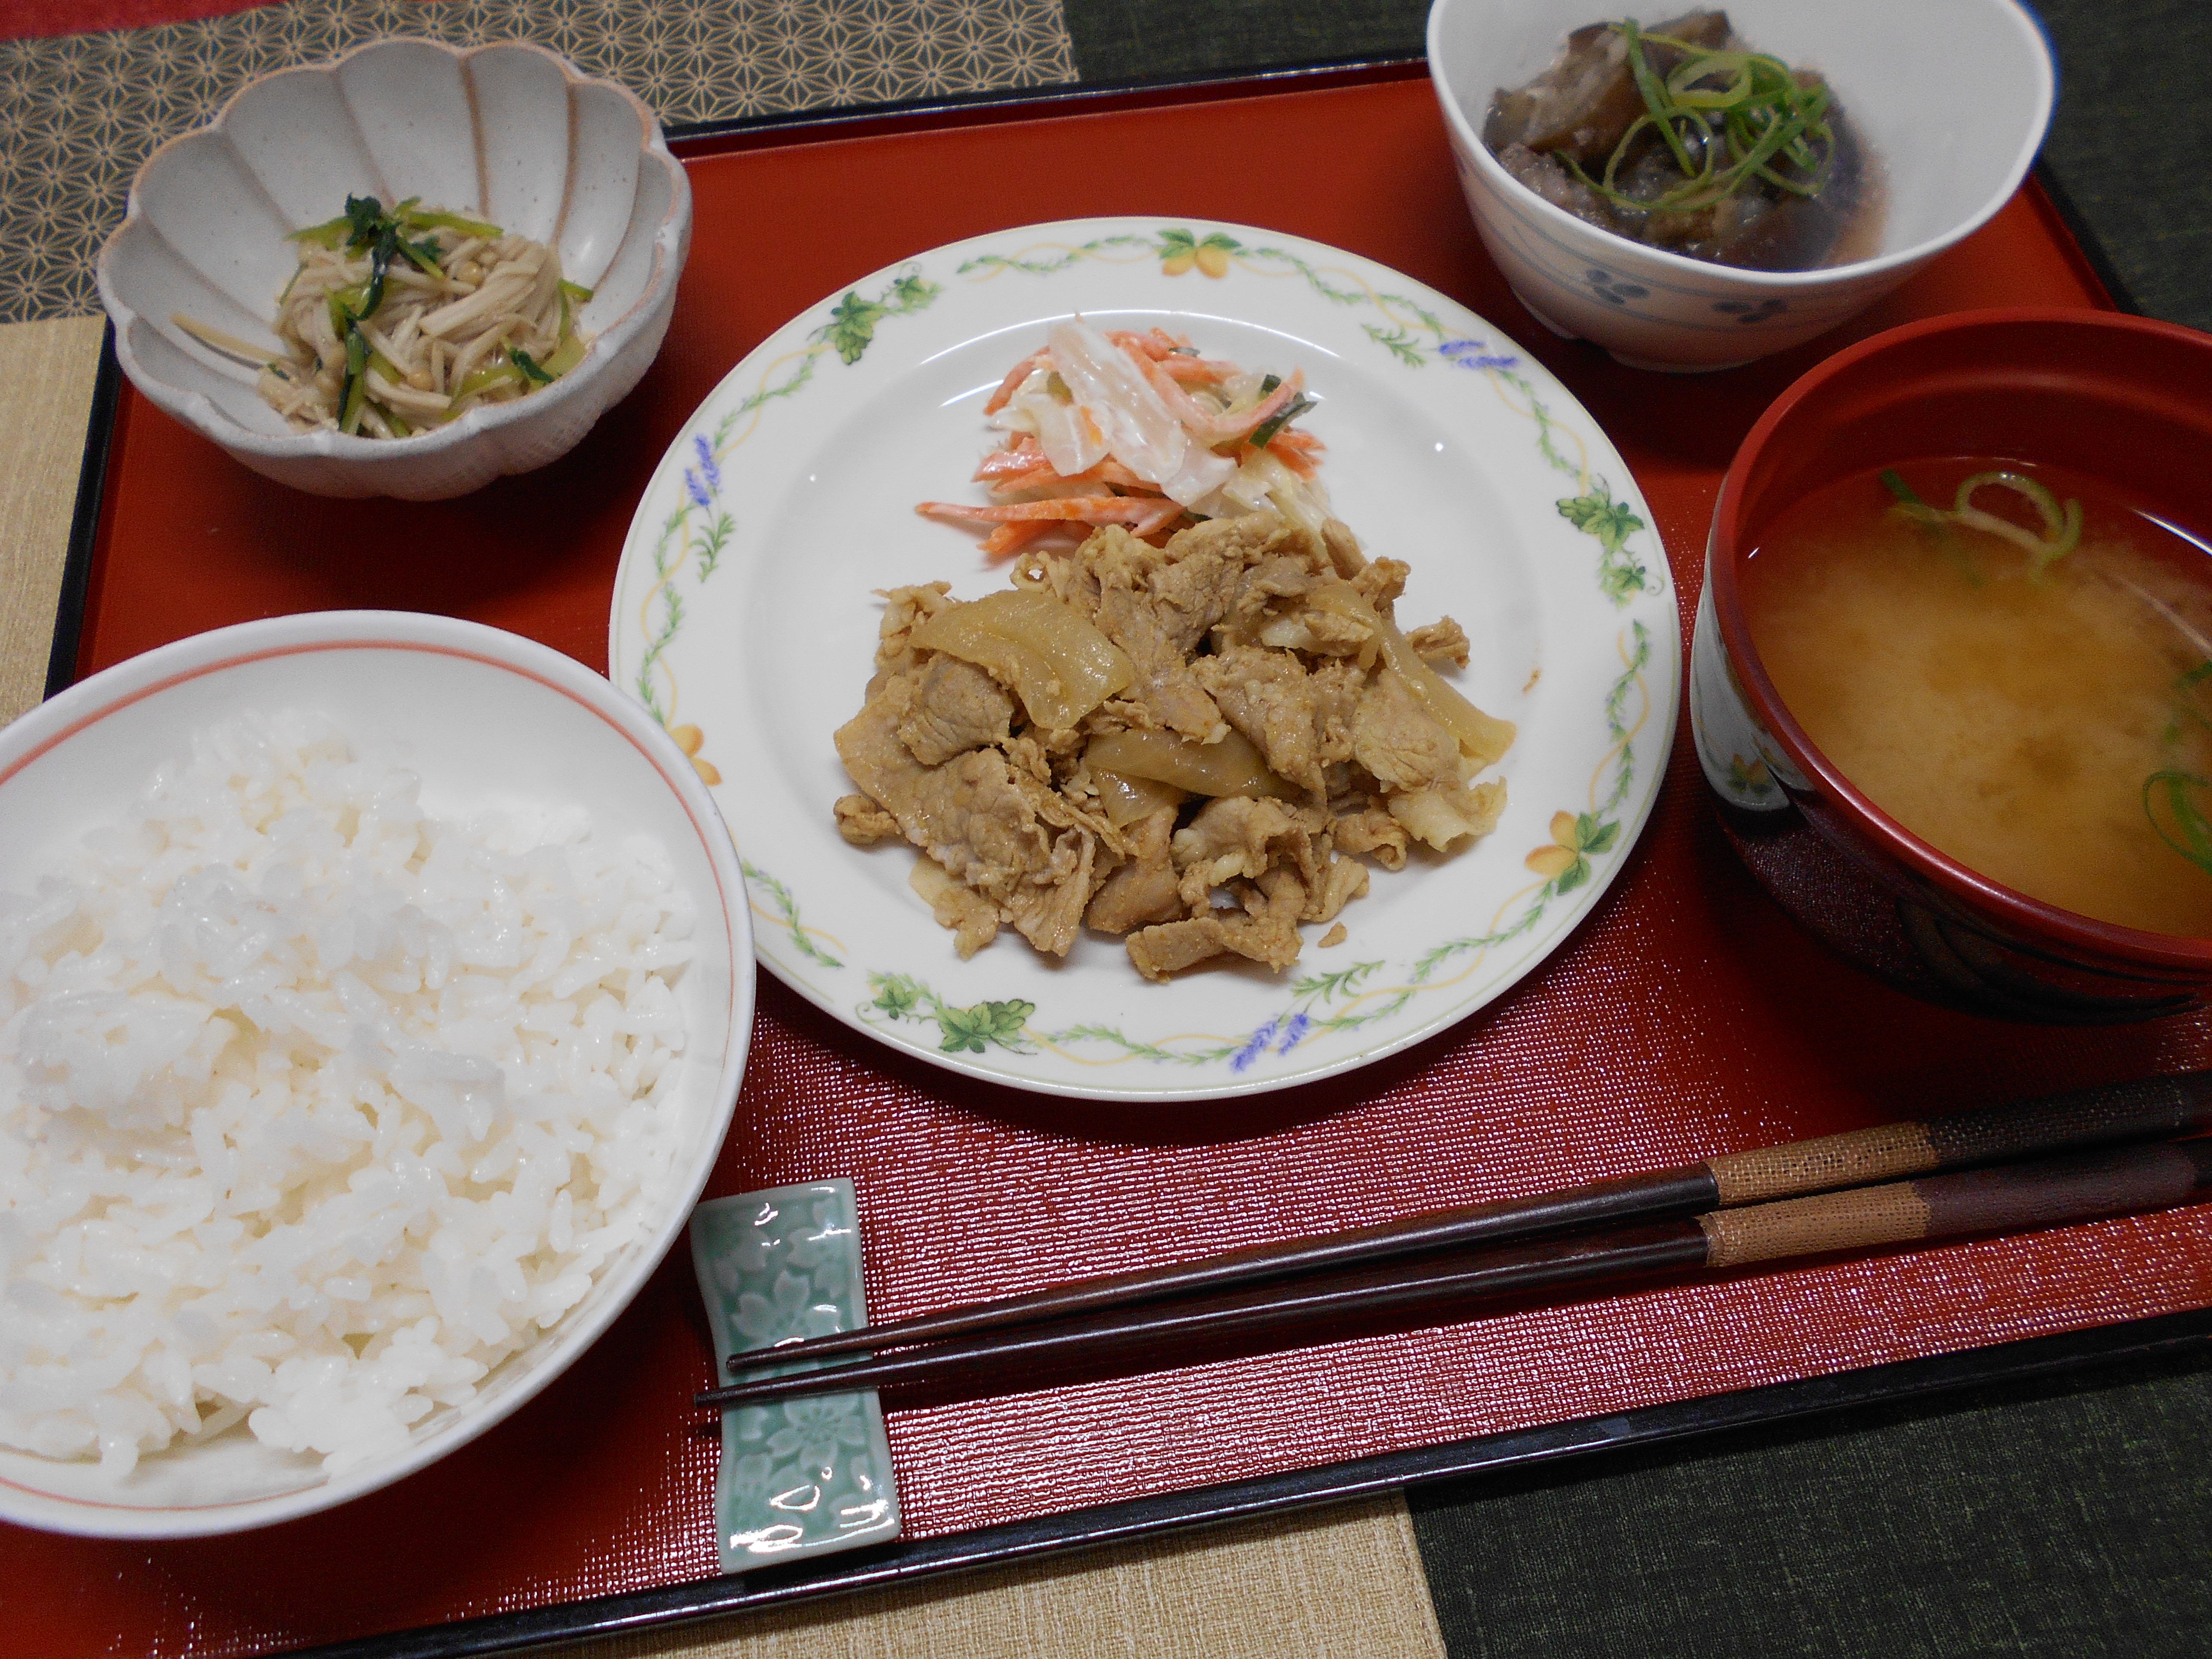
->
<box><xmin>576</xmin><ymin>1496</ymin><xmax>1448</xmax><ymax>1659</ymax></box>
<box><xmin>0</xmin><ymin>0</ymin><xmax>1076</xmax><ymax>323</ymax></box>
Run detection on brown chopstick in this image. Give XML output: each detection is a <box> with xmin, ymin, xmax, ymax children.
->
<box><xmin>725</xmin><ymin>1072</ymin><xmax>2212</xmax><ymax>1376</ymax></box>
<box><xmin>697</xmin><ymin>1136</ymin><xmax>2212</xmax><ymax>1412</ymax></box>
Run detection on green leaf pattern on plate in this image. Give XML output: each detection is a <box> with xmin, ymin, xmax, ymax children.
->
<box><xmin>863</xmin><ymin>971</ymin><xmax>1036</xmax><ymax>1055</ymax></box>
<box><xmin>633</xmin><ymin>266</ymin><xmax>942</xmax><ymax>728</ymax></box>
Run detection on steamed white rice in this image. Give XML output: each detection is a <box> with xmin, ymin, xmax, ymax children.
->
<box><xmin>0</xmin><ymin>712</ymin><xmax>694</xmax><ymax>1477</ymax></box>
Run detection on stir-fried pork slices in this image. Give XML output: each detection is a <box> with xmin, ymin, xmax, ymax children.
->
<box><xmin>833</xmin><ymin>512</ymin><xmax>1515</xmax><ymax>980</ymax></box>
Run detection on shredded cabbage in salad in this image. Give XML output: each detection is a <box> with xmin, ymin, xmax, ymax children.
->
<box><xmin>918</xmin><ymin>319</ymin><xmax>1329</xmax><ymax>557</ymax></box>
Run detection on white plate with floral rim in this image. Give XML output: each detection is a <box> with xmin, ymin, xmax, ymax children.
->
<box><xmin>608</xmin><ymin>217</ymin><xmax>1678</xmax><ymax>1102</ymax></box>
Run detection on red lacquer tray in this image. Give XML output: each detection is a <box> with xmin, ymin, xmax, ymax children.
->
<box><xmin>16</xmin><ymin>61</ymin><xmax>2212</xmax><ymax>1659</ymax></box>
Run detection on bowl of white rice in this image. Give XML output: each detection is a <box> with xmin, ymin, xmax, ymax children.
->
<box><xmin>0</xmin><ymin>611</ymin><xmax>753</xmax><ymax>1537</ymax></box>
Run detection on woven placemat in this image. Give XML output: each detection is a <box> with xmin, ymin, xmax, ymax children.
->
<box><xmin>0</xmin><ymin>0</ymin><xmax>1075</xmax><ymax>324</ymax></box>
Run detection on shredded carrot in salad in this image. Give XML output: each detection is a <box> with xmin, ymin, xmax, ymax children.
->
<box><xmin>918</xmin><ymin>319</ymin><xmax>1329</xmax><ymax>555</ymax></box>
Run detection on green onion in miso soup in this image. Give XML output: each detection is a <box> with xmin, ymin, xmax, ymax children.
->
<box><xmin>1742</xmin><ymin>461</ymin><xmax>2212</xmax><ymax>937</ymax></box>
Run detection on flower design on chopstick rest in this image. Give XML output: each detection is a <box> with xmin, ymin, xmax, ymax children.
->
<box><xmin>766</xmin><ymin>1395</ymin><xmax>876</xmax><ymax>1478</ymax></box>
<box><xmin>690</xmin><ymin>1181</ymin><xmax>901</xmax><ymax>1573</ymax></box>
<box><xmin>633</xmin><ymin>268</ymin><xmax>943</xmax><ymax>733</ymax></box>
<box><xmin>732</xmin><ymin>1268</ymin><xmax>845</xmax><ymax>1351</ymax></box>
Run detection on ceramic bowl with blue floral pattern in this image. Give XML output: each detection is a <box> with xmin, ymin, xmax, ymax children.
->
<box><xmin>1426</xmin><ymin>0</ymin><xmax>2054</xmax><ymax>371</ymax></box>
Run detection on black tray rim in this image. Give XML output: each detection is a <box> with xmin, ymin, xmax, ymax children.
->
<box><xmin>277</xmin><ymin>1308</ymin><xmax>2212</xmax><ymax>1659</ymax></box>
<box><xmin>46</xmin><ymin>55</ymin><xmax>2165</xmax><ymax>1659</ymax></box>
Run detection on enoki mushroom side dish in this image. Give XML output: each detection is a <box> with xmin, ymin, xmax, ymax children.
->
<box><xmin>918</xmin><ymin>319</ymin><xmax>1330</xmax><ymax>559</ymax></box>
<box><xmin>175</xmin><ymin>195</ymin><xmax>593</xmax><ymax>440</ymax></box>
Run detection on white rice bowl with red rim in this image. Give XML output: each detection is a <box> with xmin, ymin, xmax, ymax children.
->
<box><xmin>0</xmin><ymin>612</ymin><xmax>751</xmax><ymax>1538</ymax></box>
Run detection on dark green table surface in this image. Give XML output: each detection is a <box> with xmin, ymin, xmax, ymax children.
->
<box><xmin>1066</xmin><ymin>3</ymin><xmax>2212</xmax><ymax>1654</ymax></box>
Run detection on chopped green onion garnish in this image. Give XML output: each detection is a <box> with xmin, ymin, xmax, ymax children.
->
<box><xmin>454</xmin><ymin>360</ymin><xmax>527</xmax><ymax>401</ymax></box>
<box><xmin>338</xmin><ymin>326</ymin><xmax>369</xmax><ymax>435</ymax></box>
<box><xmin>1878</xmin><ymin>465</ymin><xmax>2080</xmax><ymax>574</ymax></box>
<box><xmin>2146</xmin><ymin>770</ymin><xmax>2212</xmax><ymax>876</ymax></box>
<box><xmin>328</xmin><ymin>285</ymin><xmax>367</xmax><ymax>337</ymax></box>
<box><xmin>395</xmin><ymin>233</ymin><xmax>444</xmax><ymax>276</ymax></box>
<box><xmin>1878</xmin><ymin>468</ymin><xmax>1929</xmax><ymax>510</ymax></box>
<box><xmin>557</xmin><ymin>280</ymin><xmax>594</xmax><ymax>303</ymax></box>
<box><xmin>400</xmin><ymin>206</ymin><xmax>502</xmax><ymax>238</ymax></box>
<box><xmin>287</xmin><ymin>213</ymin><xmax>352</xmax><ymax>249</ymax></box>
<box><xmin>1560</xmin><ymin>22</ymin><xmax>1835</xmax><ymax>214</ymax></box>
<box><xmin>543</xmin><ymin>331</ymin><xmax>587</xmax><ymax>377</ymax></box>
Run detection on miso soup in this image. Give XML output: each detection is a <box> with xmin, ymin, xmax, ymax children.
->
<box><xmin>1743</xmin><ymin>460</ymin><xmax>2212</xmax><ymax>938</ymax></box>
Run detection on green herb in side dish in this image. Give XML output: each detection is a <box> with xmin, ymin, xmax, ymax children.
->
<box><xmin>398</xmin><ymin>203</ymin><xmax>503</xmax><ymax>239</ymax></box>
<box><xmin>509</xmin><ymin>346</ymin><xmax>555</xmax><ymax>384</ymax></box>
<box><xmin>257</xmin><ymin>191</ymin><xmax>588</xmax><ymax>437</ymax></box>
<box><xmin>1248</xmin><ymin>392</ymin><xmax>1318</xmax><ymax>450</ymax></box>
<box><xmin>286</xmin><ymin>212</ymin><xmax>353</xmax><ymax>250</ymax></box>
<box><xmin>338</xmin><ymin>325</ymin><xmax>369</xmax><ymax>435</ymax></box>
<box><xmin>454</xmin><ymin>361</ymin><xmax>526</xmax><ymax>401</ymax></box>
<box><xmin>313</xmin><ymin>196</ymin><xmax>449</xmax><ymax>344</ymax></box>
<box><xmin>1562</xmin><ymin>19</ymin><xmax>1835</xmax><ymax>213</ymax></box>
<box><xmin>542</xmin><ymin>331</ymin><xmax>587</xmax><ymax>377</ymax></box>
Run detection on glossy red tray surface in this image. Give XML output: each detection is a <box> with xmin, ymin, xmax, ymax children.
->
<box><xmin>15</xmin><ymin>66</ymin><xmax>2212</xmax><ymax>1659</ymax></box>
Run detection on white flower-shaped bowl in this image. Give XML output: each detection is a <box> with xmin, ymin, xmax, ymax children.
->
<box><xmin>0</xmin><ymin>612</ymin><xmax>753</xmax><ymax>1537</ymax></box>
<box><xmin>96</xmin><ymin>38</ymin><xmax>692</xmax><ymax>498</ymax></box>
<box><xmin>1427</xmin><ymin>0</ymin><xmax>2055</xmax><ymax>371</ymax></box>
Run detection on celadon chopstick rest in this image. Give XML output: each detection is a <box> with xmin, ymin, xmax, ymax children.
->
<box><xmin>689</xmin><ymin>1180</ymin><xmax>901</xmax><ymax>1572</ymax></box>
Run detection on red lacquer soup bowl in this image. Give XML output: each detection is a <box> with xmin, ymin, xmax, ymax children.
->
<box><xmin>1692</xmin><ymin>308</ymin><xmax>2212</xmax><ymax>1022</ymax></box>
